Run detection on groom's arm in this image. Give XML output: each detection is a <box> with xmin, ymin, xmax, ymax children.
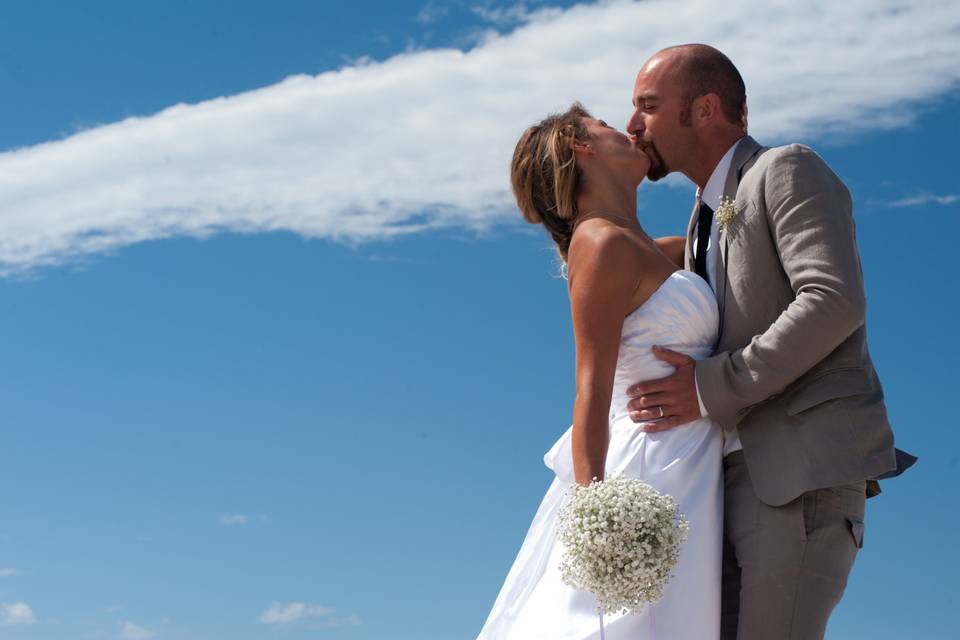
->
<box><xmin>695</xmin><ymin>145</ymin><xmax>866</xmax><ymax>429</ymax></box>
<box><xmin>654</xmin><ymin>236</ymin><xmax>685</xmax><ymax>267</ymax></box>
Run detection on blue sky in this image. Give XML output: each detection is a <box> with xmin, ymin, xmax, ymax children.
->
<box><xmin>0</xmin><ymin>1</ymin><xmax>957</xmax><ymax>639</ymax></box>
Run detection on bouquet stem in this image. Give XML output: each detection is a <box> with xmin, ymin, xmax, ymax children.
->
<box><xmin>598</xmin><ymin>602</ymin><xmax>658</xmax><ymax>639</ymax></box>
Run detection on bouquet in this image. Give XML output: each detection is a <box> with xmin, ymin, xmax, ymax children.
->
<box><xmin>557</xmin><ymin>475</ymin><xmax>688</xmax><ymax>616</ymax></box>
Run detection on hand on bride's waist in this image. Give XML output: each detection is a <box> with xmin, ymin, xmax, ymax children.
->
<box><xmin>623</xmin><ymin>346</ymin><xmax>703</xmax><ymax>433</ymax></box>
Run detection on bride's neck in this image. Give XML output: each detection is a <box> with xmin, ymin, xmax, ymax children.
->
<box><xmin>575</xmin><ymin>179</ymin><xmax>638</xmax><ymax>228</ymax></box>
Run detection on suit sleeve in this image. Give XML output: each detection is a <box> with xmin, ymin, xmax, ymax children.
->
<box><xmin>695</xmin><ymin>145</ymin><xmax>867</xmax><ymax>429</ymax></box>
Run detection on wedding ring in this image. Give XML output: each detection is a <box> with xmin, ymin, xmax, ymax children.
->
<box><xmin>658</xmin><ymin>406</ymin><xmax>665</xmax><ymax>418</ymax></box>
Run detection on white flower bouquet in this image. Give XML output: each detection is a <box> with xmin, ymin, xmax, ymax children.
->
<box><xmin>557</xmin><ymin>475</ymin><xmax>688</xmax><ymax>615</ymax></box>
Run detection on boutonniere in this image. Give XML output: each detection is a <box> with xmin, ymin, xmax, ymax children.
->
<box><xmin>716</xmin><ymin>196</ymin><xmax>739</xmax><ymax>231</ymax></box>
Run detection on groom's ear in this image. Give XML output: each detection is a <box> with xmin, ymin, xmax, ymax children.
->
<box><xmin>692</xmin><ymin>93</ymin><xmax>722</xmax><ymax>127</ymax></box>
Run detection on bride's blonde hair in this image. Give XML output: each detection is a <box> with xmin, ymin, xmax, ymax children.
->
<box><xmin>511</xmin><ymin>103</ymin><xmax>591</xmax><ymax>262</ymax></box>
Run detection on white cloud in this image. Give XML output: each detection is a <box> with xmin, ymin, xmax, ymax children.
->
<box><xmin>0</xmin><ymin>568</ymin><xmax>23</xmax><ymax>577</ymax></box>
<box><xmin>218</xmin><ymin>513</ymin><xmax>250</xmax><ymax>526</ymax></box>
<box><xmin>889</xmin><ymin>193</ymin><xmax>959</xmax><ymax>207</ymax></box>
<box><xmin>258</xmin><ymin>602</ymin><xmax>335</xmax><ymax>624</ymax></box>
<box><xmin>471</xmin><ymin>1</ymin><xmax>548</xmax><ymax>24</ymax></box>
<box><xmin>0</xmin><ymin>0</ymin><xmax>958</xmax><ymax>275</ymax></box>
<box><xmin>417</xmin><ymin>2</ymin><xmax>451</xmax><ymax>24</ymax></box>
<box><xmin>120</xmin><ymin>621</ymin><xmax>157</xmax><ymax>639</ymax></box>
<box><xmin>319</xmin><ymin>612</ymin><xmax>362</xmax><ymax>628</ymax></box>
<box><xmin>0</xmin><ymin>602</ymin><xmax>36</xmax><ymax>625</ymax></box>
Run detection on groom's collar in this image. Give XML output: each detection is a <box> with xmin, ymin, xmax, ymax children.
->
<box><xmin>721</xmin><ymin>135</ymin><xmax>763</xmax><ymax>200</ymax></box>
<box><xmin>698</xmin><ymin>137</ymin><xmax>744</xmax><ymax>210</ymax></box>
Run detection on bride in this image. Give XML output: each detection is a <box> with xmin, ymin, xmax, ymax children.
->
<box><xmin>476</xmin><ymin>104</ymin><xmax>722</xmax><ymax>639</ymax></box>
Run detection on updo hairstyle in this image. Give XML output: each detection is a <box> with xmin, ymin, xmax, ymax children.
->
<box><xmin>510</xmin><ymin>103</ymin><xmax>592</xmax><ymax>261</ymax></box>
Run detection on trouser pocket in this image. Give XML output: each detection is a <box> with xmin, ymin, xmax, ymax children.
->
<box><xmin>847</xmin><ymin>515</ymin><xmax>864</xmax><ymax>549</ymax></box>
<box><xmin>801</xmin><ymin>480</ymin><xmax>866</xmax><ymax>542</ymax></box>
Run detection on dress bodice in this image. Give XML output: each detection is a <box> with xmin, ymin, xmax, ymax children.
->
<box><xmin>608</xmin><ymin>270</ymin><xmax>719</xmax><ymax>421</ymax></box>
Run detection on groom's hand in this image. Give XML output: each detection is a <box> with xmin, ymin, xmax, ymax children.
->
<box><xmin>625</xmin><ymin>346</ymin><xmax>701</xmax><ymax>432</ymax></box>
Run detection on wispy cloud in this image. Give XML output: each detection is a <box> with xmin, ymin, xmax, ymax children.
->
<box><xmin>470</xmin><ymin>1</ymin><xmax>549</xmax><ymax>25</ymax></box>
<box><xmin>219</xmin><ymin>513</ymin><xmax>268</xmax><ymax>526</ymax></box>
<box><xmin>258</xmin><ymin>602</ymin><xmax>337</xmax><ymax>624</ymax></box>
<box><xmin>1</xmin><ymin>0</ymin><xmax>958</xmax><ymax>275</ymax></box>
<box><xmin>120</xmin><ymin>621</ymin><xmax>157</xmax><ymax>639</ymax></box>
<box><xmin>889</xmin><ymin>193</ymin><xmax>959</xmax><ymax>207</ymax></box>
<box><xmin>0</xmin><ymin>568</ymin><xmax>23</xmax><ymax>577</ymax></box>
<box><xmin>319</xmin><ymin>613</ymin><xmax>363</xmax><ymax>628</ymax></box>
<box><xmin>0</xmin><ymin>602</ymin><xmax>36</xmax><ymax>626</ymax></box>
<box><xmin>417</xmin><ymin>2</ymin><xmax>452</xmax><ymax>24</ymax></box>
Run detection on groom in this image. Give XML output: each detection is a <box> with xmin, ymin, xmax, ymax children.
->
<box><xmin>623</xmin><ymin>44</ymin><xmax>913</xmax><ymax>639</ymax></box>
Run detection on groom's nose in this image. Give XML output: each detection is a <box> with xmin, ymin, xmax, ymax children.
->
<box><xmin>626</xmin><ymin>109</ymin><xmax>645</xmax><ymax>136</ymax></box>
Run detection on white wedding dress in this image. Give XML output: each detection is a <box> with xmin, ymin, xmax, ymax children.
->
<box><xmin>477</xmin><ymin>270</ymin><xmax>723</xmax><ymax>640</ymax></box>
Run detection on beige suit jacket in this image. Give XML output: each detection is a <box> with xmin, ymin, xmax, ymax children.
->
<box><xmin>688</xmin><ymin>136</ymin><xmax>898</xmax><ymax>506</ymax></box>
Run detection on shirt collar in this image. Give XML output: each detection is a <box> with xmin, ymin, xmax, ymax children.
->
<box><xmin>697</xmin><ymin>137</ymin><xmax>744</xmax><ymax>210</ymax></box>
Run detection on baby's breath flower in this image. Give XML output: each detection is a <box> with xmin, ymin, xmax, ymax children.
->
<box><xmin>716</xmin><ymin>196</ymin><xmax>739</xmax><ymax>231</ymax></box>
<box><xmin>556</xmin><ymin>475</ymin><xmax>688</xmax><ymax>615</ymax></box>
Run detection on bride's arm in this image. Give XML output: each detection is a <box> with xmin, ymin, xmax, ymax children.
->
<box><xmin>654</xmin><ymin>236</ymin><xmax>685</xmax><ymax>267</ymax></box>
<box><xmin>567</xmin><ymin>225</ymin><xmax>644</xmax><ymax>486</ymax></box>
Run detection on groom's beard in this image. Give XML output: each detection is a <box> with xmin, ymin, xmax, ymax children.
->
<box><xmin>643</xmin><ymin>141</ymin><xmax>669</xmax><ymax>181</ymax></box>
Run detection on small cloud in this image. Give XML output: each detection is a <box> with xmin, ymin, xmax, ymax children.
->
<box><xmin>258</xmin><ymin>602</ymin><xmax>335</xmax><ymax>625</ymax></box>
<box><xmin>121</xmin><ymin>621</ymin><xmax>157</xmax><ymax>639</ymax></box>
<box><xmin>889</xmin><ymin>193</ymin><xmax>959</xmax><ymax>207</ymax></box>
<box><xmin>218</xmin><ymin>513</ymin><xmax>250</xmax><ymax>526</ymax></box>
<box><xmin>416</xmin><ymin>2</ymin><xmax>450</xmax><ymax>24</ymax></box>
<box><xmin>0</xmin><ymin>568</ymin><xmax>23</xmax><ymax>577</ymax></box>
<box><xmin>471</xmin><ymin>1</ymin><xmax>550</xmax><ymax>25</ymax></box>
<box><xmin>318</xmin><ymin>613</ymin><xmax>363</xmax><ymax>628</ymax></box>
<box><xmin>0</xmin><ymin>602</ymin><xmax>36</xmax><ymax>626</ymax></box>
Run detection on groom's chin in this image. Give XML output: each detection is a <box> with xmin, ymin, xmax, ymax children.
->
<box><xmin>643</xmin><ymin>155</ymin><xmax>668</xmax><ymax>181</ymax></box>
<box><xmin>646</xmin><ymin>167</ymin><xmax>668</xmax><ymax>182</ymax></box>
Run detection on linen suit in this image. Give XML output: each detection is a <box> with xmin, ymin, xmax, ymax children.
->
<box><xmin>687</xmin><ymin>136</ymin><xmax>909</xmax><ymax>639</ymax></box>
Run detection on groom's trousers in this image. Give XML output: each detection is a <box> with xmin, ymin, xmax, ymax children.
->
<box><xmin>720</xmin><ymin>451</ymin><xmax>866</xmax><ymax>640</ymax></box>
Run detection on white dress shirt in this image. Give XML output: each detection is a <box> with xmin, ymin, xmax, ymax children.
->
<box><xmin>693</xmin><ymin>138</ymin><xmax>743</xmax><ymax>456</ymax></box>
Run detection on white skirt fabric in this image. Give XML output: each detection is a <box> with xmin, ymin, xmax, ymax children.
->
<box><xmin>477</xmin><ymin>271</ymin><xmax>724</xmax><ymax>640</ymax></box>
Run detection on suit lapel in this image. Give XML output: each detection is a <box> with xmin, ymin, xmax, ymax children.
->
<box><xmin>684</xmin><ymin>198</ymin><xmax>699</xmax><ymax>272</ymax></box>
<box><xmin>715</xmin><ymin>136</ymin><xmax>763</xmax><ymax>329</ymax></box>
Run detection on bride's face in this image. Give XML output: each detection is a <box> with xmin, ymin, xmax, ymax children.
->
<box><xmin>579</xmin><ymin>117</ymin><xmax>651</xmax><ymax>185</ymax></box>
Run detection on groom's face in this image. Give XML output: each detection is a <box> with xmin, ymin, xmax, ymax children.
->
<box><xmin>627</xmin><ymin>56</ymin><xmax>695</xmax><ymax>181</ymax></box>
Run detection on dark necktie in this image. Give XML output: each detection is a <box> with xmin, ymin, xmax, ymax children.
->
<box><xmin>694</xmin><ymin>201</ymin><xmax>713</xmax><ymax>281</ymax></box>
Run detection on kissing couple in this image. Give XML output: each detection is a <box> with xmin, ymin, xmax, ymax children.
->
<box><xmin>477</xmin><ymin>44</ymin><xmax>915</xmax><ymax>640</ymax></box>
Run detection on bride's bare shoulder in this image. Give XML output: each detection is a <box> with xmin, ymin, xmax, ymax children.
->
<box><xmin>568</xmin><ymin>220</ymin><xmax>642</xmax><ymax>267</ymax></box>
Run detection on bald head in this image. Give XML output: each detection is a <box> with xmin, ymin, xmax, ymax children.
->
<box><xmin>644</xmin><ymin>44</ymin><xmax>745</xmax><ymax>126</ymax></box>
